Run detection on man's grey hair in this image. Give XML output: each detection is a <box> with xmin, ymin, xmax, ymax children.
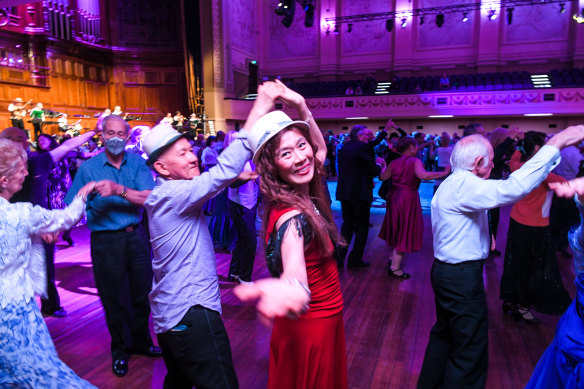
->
<box><xmin>102</xmin><ymin>114</ymin><xmax>131</xmax><ymax>134</ymax></box>
<box><xmin>350</xmin><ymin>125</ymin><xmax>367</xmax><ymax>141</ymax></box>
<box><xmin>450</xmin><ymin>134</ymin><xmax>492</xmax><ymax>171</ymax></box>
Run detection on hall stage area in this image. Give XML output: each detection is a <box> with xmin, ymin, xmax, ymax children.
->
<box><xmin>44</xmin><ymin>179</ymin><xmax>576</xmax><ymax>388</ymax></box>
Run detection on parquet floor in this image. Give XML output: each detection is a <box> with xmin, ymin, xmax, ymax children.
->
<box><xmin>43</xmin><ymin>180</ymin><xmax>576</xmax><ymax>388</ymax></box>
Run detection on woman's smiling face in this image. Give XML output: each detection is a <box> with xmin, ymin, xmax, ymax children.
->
<box><xmin>274</xmin><ymin>127</ymin><xmax>314</xmax><ymax>192</ymax></box>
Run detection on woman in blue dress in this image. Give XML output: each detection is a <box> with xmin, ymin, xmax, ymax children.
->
<box><xmin>527</xmin><ymin>176</ymin><xmax>584</xmax><ymax>388</ymax></box>
<box><xmin>0</xmin><ymin>139</ymin><xmax>96</xmax><ymax>388</ymax></box>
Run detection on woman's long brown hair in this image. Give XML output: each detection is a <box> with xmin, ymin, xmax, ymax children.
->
<box><xmin>256</xmin><ymin>126</ymin><xmax>341</xmax><ymax>256</ymax></box>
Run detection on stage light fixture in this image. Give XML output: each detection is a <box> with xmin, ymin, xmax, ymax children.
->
<box><xmin>559</xmin><ymin>3</ymin><xmax>566</xmax><ymax>14</ymax></box>
<box><xmin>303</xmin><ymin>2</ymin><xmax>314</xmax><ymax>27</ymax></box>
<box><xmin>334</xmin><ymin>24</ymin><xmax>340</xmax><ymax>34</ymax></box>
<box><xmin>420</xmin><ymin>15</ymin><xmax>425</xmax><ymax>25</ymax></box>
<box><xmin>506</xmin><ymin>8</ymin><xmax>514</xmax><ymax>24</ymax></box>
<box><xmin>401</xmin><ymin>18</ymin><xmax>407</xmax><ymax>28</ymax></box>
<box><xmin>386</xmin><ymin>19</ymin><xmax>394</xmax><ymax>32</ymax></box>
<box><xmin>275</xmin><ymin>0</ymin><xmax>295</xmax><ymax>28</ymax></box>
<box><xmin>488</xmin><ymin>9</ymin><xmax>497</xmax><ymax>20</ymax></box>
<box><xmin>462</xmin><ymin>12</ymin><xmax>469</xmax><ymax>22</ymax></box>
<box><xmin>348</xmin><ymin>23</ymin><xmax>352</xmax><ymax>32</ymax></box>
<box><xmin>436</xmin><ymin>13</ymin><xmax>445</xmax><ymax>27</ymax></box>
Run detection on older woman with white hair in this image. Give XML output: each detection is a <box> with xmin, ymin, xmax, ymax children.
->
<box><xmin>419</xmin><ymin>127</ymin><xmax>584</xmax><ymax>389</ymax></box>
<box><xmin>0</xmin><ymin>139</ymin><xmax>96</xmax><ymax>387</ymax></box>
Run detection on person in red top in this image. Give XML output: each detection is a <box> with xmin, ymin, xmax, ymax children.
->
<box><xmin>500</xmin><ymin>131</ymin><xmax>572</xmax><ymax>323</ymax></box>
<box><xmin>243</xmin><ymin>80</ymin><xmax>346</xmax><ymax>389</ymax></box>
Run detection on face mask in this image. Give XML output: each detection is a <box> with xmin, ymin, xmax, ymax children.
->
<box><xmin>105</xmin><ymin>136</ymin><xmax>126</xmax><ymax>155</ymax></box>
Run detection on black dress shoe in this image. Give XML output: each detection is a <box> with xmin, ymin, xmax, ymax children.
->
<box><xmin>347</xmin><ymin>261</ymin><xmax>370</xmax><ymax>269</ymax></box>
<box><xmin>112</xmin><ymin>359</ymin><xmax>128</xmax><ymax>377</ymax></box>
<box><xmin>41</xmin><ymin>307</ymin><xmax>67</xmax><ymax>318</ymax></box>
<box><xmin>132</xmin><ymin>345</ymin><xmax>163</xmax><ymax>357</ymax></box>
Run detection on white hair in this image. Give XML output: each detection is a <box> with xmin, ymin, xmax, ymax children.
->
<box><xmin>450</xmin><ymin>134</ymin><xmax>492</xmax><ymax>171</ymax></box>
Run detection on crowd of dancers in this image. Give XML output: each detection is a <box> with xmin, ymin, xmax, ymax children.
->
<box><xmin>1</xmin><ymin>80</ymin><xmax>584</xmax><ymax>388</ymax></box>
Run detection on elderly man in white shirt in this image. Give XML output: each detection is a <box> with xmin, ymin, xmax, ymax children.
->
<box><xmin>418</xmin><ymin>126</ymin><xmax>584</xmax><ymax>389</ymax></box>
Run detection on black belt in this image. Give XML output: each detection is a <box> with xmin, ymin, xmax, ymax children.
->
<box><xmin>433</xmin><ymin>258</ymin><xmax>485</xmax><ymax>267</ymax></box>
<box><xmin>93</xmin><ymin>224</ymin><xmax>140</xmax><ymax>234</ymax></box>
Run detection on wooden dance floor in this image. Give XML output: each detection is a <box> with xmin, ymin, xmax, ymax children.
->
<box><xmin>44</xmin><ymin>180</ymin><xmax>576</xmax><ymax>388</ymax></box>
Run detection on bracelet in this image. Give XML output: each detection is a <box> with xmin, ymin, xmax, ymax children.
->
<box><xmin>303</xmin><ymin>111</ymin><xmax>312</xmax><ymax>123</ymax></box>
<box><xmin>288</xmin><ymin>278</ymin><xmax>312</xmax><ymax>300</ymax></box>
<box><xmin>119</xmin><ymin>186</ymin><xmax>128</xmax><ymax>199</ymax></box>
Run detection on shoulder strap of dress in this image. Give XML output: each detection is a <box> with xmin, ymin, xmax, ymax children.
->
<box><xmin>267</xmin><ymin>207</ymin><xmax>296</xmax><ymax>234</ymax></box>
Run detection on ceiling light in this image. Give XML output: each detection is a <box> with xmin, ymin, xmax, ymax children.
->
<box><xmin>462</xmin><ymin>13</ymin><xmax>469</xmax><ymax>22</ymax></box>
<box><xmin>401</xmin><ymin>18</ymin><xmax>407</xmax><ymax>28</ymax></box>
<box><xmin>488</xmin><ymin>9</ymin><xmax>497</xmax><ymax>20</ymax></box>
<box><xmin>428</xmin><ymin>115</ymin><xmax>454</xmax><ymax>118</ymax></box>
<box><xmin>523</xmin><ymin>113</ymin><xmax>554</xmax><ymax>117</ymax></box>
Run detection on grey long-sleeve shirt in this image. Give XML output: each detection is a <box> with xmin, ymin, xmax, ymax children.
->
<box><xmin>144</xmin><ymin>132</ymin><xmax>252</xmax><ymax>333</ymax></box>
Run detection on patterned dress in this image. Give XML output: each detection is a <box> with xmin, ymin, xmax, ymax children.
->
<box><xmin>0</xmin><ymin>196</ymin><xmax>95</xmax><ymax>388</ymax></box>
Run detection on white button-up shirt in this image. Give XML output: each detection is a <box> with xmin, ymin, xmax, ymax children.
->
<box><xmin>432</xmin><ymin>145</ymin><xmax>561</xmax><ymax>264</ymax></box>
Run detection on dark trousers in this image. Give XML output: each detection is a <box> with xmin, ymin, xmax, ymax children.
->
<box><xmin>10</xmin><ymin>118</ymin><xmax>24</xmax><ymax>130</ymax></box>
<box><xmin>227</xmin><ymin>200</ymin><xmax>257</xmax><ymax>282</ymax></box>
<box><xmin>550</xmin><ymin>194</ymin><xmax>579</xmax><ymax>250</ymax></box>
<box><xmin>32</xmin><ymin>119</ymin><xmax>43</xmax><ymax>140</ymax></box>
<box><xmin>90</xmin><ymin>225</ymin><xmax>154</xmax><ymax>360</ymax></box>
<box><xmin>488</xmin><ymin>207</ymin><xmax>500</xmax><ymax>240</ymax></box>
<box><xmin>157</xmin><ymin>305</ymin><xmax>238</xmax><ymax>389</ymax></box>
<box><xmin>336</xmin><ymin>199</ymin><xmax>372</xmax><ymax>265</ymax></box>
<box><xmin>40</xmin><ymin>242</ymin><xmax>60</xmax><ymax>313</ymax></box>
<box><xmin>418</xmin><ymin>259</ymin><xmax>488</xmax><ymax>389</ymax></box>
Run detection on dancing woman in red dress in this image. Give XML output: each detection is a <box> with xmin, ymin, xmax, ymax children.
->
<box><xmin>251</xmin><ymin>80</ymin><xmax>347</xmax><ymax>389</ymax></box>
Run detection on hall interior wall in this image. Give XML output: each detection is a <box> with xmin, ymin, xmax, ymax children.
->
<box><xmin>223</xmin><ymin>0</ymin><xmax>584</xmax><ymax>98</ymax></box>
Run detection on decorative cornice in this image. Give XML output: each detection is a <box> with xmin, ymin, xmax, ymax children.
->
<box><xmin>222</xmin><ymin>88</ymin><xmax>584</xmax><ymax>120</ymax></box>
<box><xmin>303</xmin><ymin>88</ymin><xmax>584</xmax><ymax>117</ymax></box>
<box><xmin>212</xmin><ymin>0</ymin><xmax>222</xmax><ymax>87</ymax></box>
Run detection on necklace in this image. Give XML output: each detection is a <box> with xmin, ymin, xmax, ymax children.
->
<box><xmin>312</xmin><ymin>201</ymin><xmax>320</xmax><ymax>216</ymax></box>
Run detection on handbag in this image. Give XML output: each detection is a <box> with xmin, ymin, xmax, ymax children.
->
<box><xmin>378</xmin><ymin>179</ymin><xmax>391</xmax><ymax>200</ymax></box>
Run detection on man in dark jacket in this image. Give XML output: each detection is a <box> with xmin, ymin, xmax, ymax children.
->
<box><xmin>335</xmin><ymin>125</ymin><xmax>386</xmax><ymax>268</ymax></box>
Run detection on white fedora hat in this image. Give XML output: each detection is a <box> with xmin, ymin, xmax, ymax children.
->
<box><xmin>143</xmin><ymin>124</ymin><xmax>184</xmax><ymax>165</ymax></box>
<box><xmin>249</xmin><ymin>111</ymin><xmax>309</xmax><ymax>164</ymax></box>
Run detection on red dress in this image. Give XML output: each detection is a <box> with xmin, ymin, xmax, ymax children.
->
<box><xmin>379</xmin><ymin>155</ymin><xmax>423</xmax><ymax>253</ymax></box>
<box><xmin>265</xmin><ymin>207</ymin><xmax>347</xmax><ymax>389</ymax></box>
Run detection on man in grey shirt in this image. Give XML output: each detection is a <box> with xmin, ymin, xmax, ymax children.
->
<box><xmin>142</xmin><ymin>82</ymin><xmax>312</xmax><ymax>388</ymax></box>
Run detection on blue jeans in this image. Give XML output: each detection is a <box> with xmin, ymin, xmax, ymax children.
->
<box><xmin>157</xmin><ymin>305</ymin><xmax>238</xmax><ymax>389</ymax></box>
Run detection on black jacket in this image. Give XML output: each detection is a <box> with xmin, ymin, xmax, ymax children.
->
<box><xmin>336</xmin><ymin>139</ymin><xmax>382</xmax><ymax>202</ymax></box>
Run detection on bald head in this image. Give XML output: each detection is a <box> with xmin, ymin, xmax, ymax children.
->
<box><xmin>0</xmin><ymin>127</ymin><xmax>28</xmax><ymax>149</ymax></box>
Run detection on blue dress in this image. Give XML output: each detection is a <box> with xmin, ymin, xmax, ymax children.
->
<box><xmin>526</xmin><ymin>196</ymin><xmax>584</xmax><ymax>388</ymax></box>
<box><xmin>0</xmin><ymin>196</ymin><xmax>95</xmax><ymax>388</ymax></box>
